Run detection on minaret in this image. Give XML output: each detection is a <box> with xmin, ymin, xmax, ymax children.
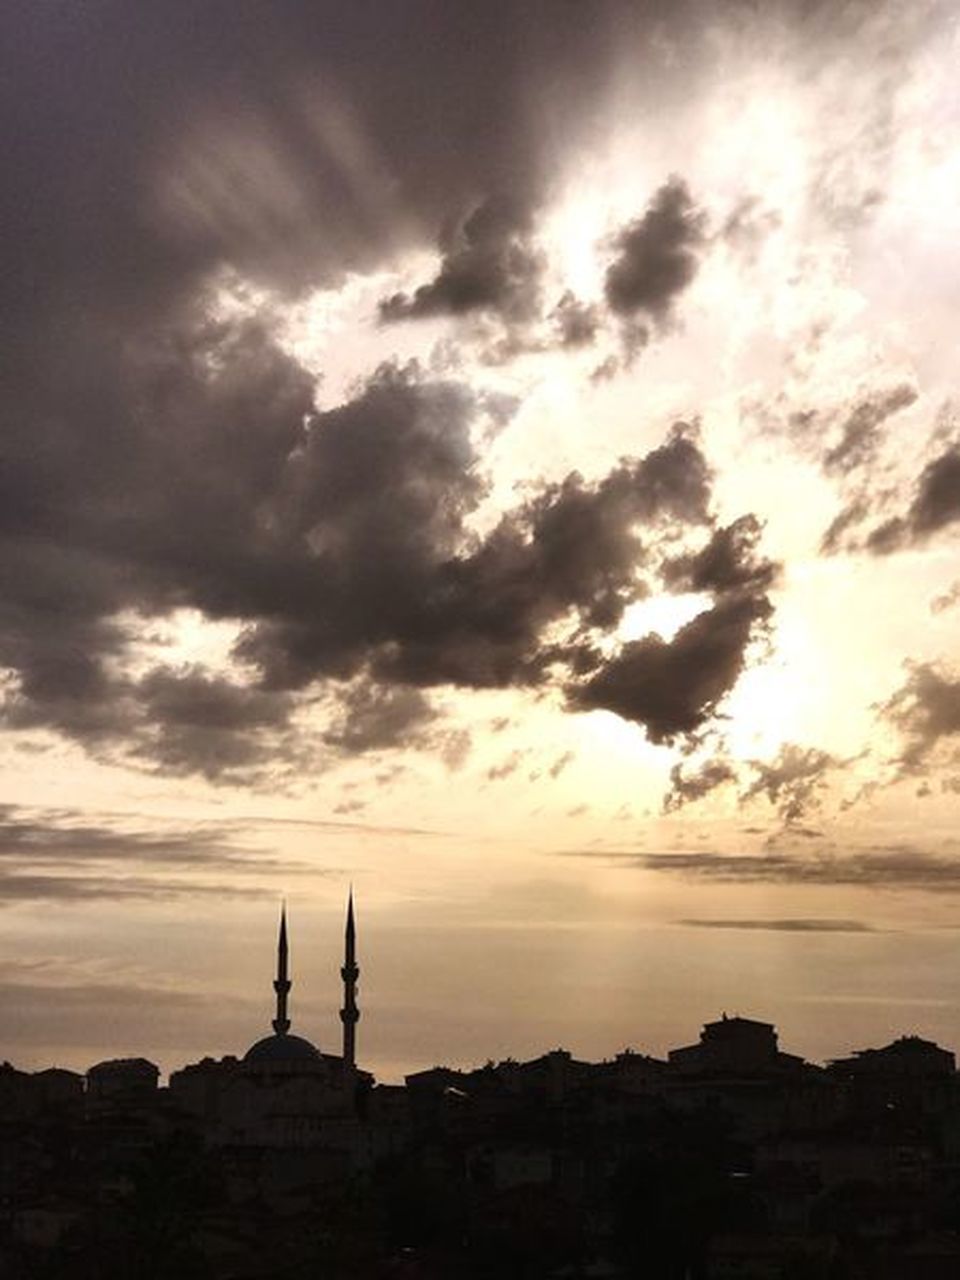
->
<box><xmin>272</xmin><ymin>903</ymin><xmax>291</xmax><ymax>1036</ymax></box>
<box><xmin>339</xmin><ymin>889</ymin><xmax>360</xmax><ymax>1069</ymax></box>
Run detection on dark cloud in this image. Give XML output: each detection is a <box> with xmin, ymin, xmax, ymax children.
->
<box><xmin>379</xmin><ymin>197</ymin><xmax>543</xmax><ymax>323</ymax></box>
<box><xmin>551</xmin><ymin>292</ymin><xmax>601</xmax><ymax>348</ymax></box>
<box><xmin>664</xmin><ymin>755</ymin><xmax>738</xmax><ymax>811</ymax></box>
<box><xmin>786</xmin><ymin>384</ymin><xmax>918</xmax><ymax>481</ymax></box>
<box><xmin>3</xmin><ymin>2</ymin><xmax>712</xmax><ymax>784</ymax></box>
<box><xmin>232</xmin><ymin>387</ymin><xmax>717</xmax><ymax>711</ymax></box>
<box><xmin>820</xmin><ymin>496</ymin><xmax>873</xmax><ymax>555</ymax></box>
<box><xmin>662</xmin><ymin>514</ymin><xmax>779</xmax><ymax>596</ymax></box>
<box><xmin>570</xmin><ymin>591</ymin><xmax>772</xmax><ymax>744</ymax></box>
<box><xmin>4</xmin><ymin>0</ymin><xmax>919</xmax><ymax>368</ymax></box>
<box><xmin>0</xmin><ymin>314</ymin><xmax>319</xmax><ymax>776</ymax></box>
<box><xmin>821</xmin><ymin>384</ymin><xmax>917</xmax><ymax>477</ymax></box>
<box><xmin>880</xmin><ymin>662</ymin><xmax>960</xmax><ymax>772</ymax></box>
<box><xmin>909</xmin><ymin>446</ymin><xmax>960</xmax><ymax>537</ymax></box>
<box><xmin>604</xmin><ymin>178</ymin><xmax>707</xmax><ymax>323</ymax></box>
<box><xmin>741</xmin><ymin>744</ymin><xmax>839</xmax><ymax>824</ymax></box>
<box><xmin>3</xmin><ymin>4</ymin><xmax>845</xmax><ymax>780</ymax></box>
<box><xmin>562</xmin><ymin>847</ymin><xmax>960</xmax><ymax>892</ymax></box>
<box><xmin>323</xmin><ymin>680</ymin><xmax>437</xmax><ymax>754</ymax></box>
<box><xmin>561</xmin><ymin>459</ymin><xmax>779</xmax><ymax>756</ymax></box>
<box><xmin>677</xmin><ymin>918</ymin><xmax>875</xmax><ymax>932</ymax></box>
<box><xmin>4</xmin><ymin>2</ymin><xmax>648</xmax><ymax>341</ymax></box>
<box><xmin>135</xmin><ymin>667</ymin><xmax>298</xmax><ymax>780</ymax></box>
<box><xmin>825</xmin><ymin>440</ymin><xmax>960</xmax><ymax>556</ymax></box>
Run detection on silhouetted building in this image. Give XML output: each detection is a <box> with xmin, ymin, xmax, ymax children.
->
<box><xmin>86</xmin><ymin>1056</ymin><xmax>159</xmax><ymax>1102</ymax></box>
<box><xmin>829</xmin><ymin>1034</ymin><xmax>956</xmax><ymax>1080</ymax></box>
<box><xmin>6</xmin><ymin>906</ymin><xmax>960</xmax><ymax>1280</ymax></box>
<box><xmin>170</xmin><ymin>897</ymin><xmax>373</xmax><ymax>1154</ymax></box>
<box><xmin>669</xmin><ymin>1014</ymin><xmax>805</xmax><ymax>1077</ymax></box>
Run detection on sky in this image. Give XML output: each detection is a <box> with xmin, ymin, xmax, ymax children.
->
<box><xmin>3</xmin><ymin>0</ymin><xmax>960</xmax><ymax>1083</ymax></box>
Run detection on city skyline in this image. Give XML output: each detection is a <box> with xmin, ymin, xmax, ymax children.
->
<box><xmin>4</xmin><ymin>2</ymin><xmax>960</xmax><ymax>1083</ymax></box>
<box><xmin>7</xmin><ymin>895</ymin><xmax>960</xmax><ymax>1086</ymax></box>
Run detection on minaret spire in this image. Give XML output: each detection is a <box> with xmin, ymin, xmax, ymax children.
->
<box><xmin>340</xmin><ymin>887</ymin><xmax>360</xmax><ymax>1069</ymax></box>
<box><xmin>272</xmin><ymin>901</ymin><xmax>291</xmax><ymax>1036</ymax></box>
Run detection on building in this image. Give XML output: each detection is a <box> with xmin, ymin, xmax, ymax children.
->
<box><xmin>171</xmin><ymin>894</ymin><xmax>374</xmax><ymax>1154</ymax></box>
<box><xmin>669</xmin><ymin>1015</ymin><xmax>805</xmax><ymax>1077</ymax></box>
<box><xmin>828</xmin><ymin>1035</ymin><xmax>956</xmax><ymax>1080</ymax></box>
<box><xmin>85</xmin><ymin>1056</ymin><xmax>159</xmax><ymax>1103</ymax></box>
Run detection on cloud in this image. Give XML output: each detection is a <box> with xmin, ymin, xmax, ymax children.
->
<box><xmin>869</xmin><ymin>444</ymin><xmax>960</xmax><ymax>551</ymax></box>
<box><xmin>562</xmin><ymin>847</ymin><xmax>960</xmax><ymax>892</ymax></box>
<box><xmin>677</xmin><ymin>918</ymin><xmax>875</xmax><ymax>932</ymax></box>
<box><xmin>551</xmin><ymin>291</ymin><xmax>601</xmax><ymax>348</ymax></box>
<box><xmin>880</xmin><ymin>661</ymin><xmax>960</xmax><ymax>772</ymax></box>
<box><xmin>4</xmin><ymin>3</ymin><xmax>649</xmax><ymax>341</ymax></box>
<box><xmin>0</xmin><ymin>871</ymin><xmax>264</xmax><ymax>905</ymax></box>
<box><xmin>909</xmin><ymin>446</ymin><xmax>960</xmax><ymax>537</ymax></box>
<box><xmin>570</xmin><ymin>590</ymin><xmax>772</xmax><ymax>744</ymax></box>
<box><xmin>486</xmin><ymin>749</ymin><xmax>528</xmax><ymax>782</ymax></box>
<box><xmin>322</xmin><ymin>679</ymin><xmax>438</xmax><ymax>753</ymax></box>
<box><xmin>583</xmin><ymin>513</ymin><xmax>780</xmax><ymax>753</ymax></box>
<box><xmin>784</xmin><ymin>383</ymin><xmax>917</xmax><ymax>483</ymax></box>
<box><xmin>0</xmin><ymin>804</ymin><xmax>248</xmax><ymax>868</ymax></box>
<box><xmin>664</xmin><ymin>755</ymin><xmax>738</xmax><ymax>811</ymax></box>
<box><xmin>4</xmin><ymin>2</ymin><xmax>910</xmax><ymax>782</ymax></box>
<box><xmin>237</xmin><ymin>391</ymin><xmax>718</xmax><ymax>710</ymax></box>
<box><xmin>662</xmin><ymin>514</ymin><xmax>779</xmax><ymax>596</ymax></box>
<box><xmin>721</xmin><ymin>196</ymin><xmax>781</xmax><ymax>259</ymax></box>
<box><xmin>548</xmin><ymin>750</ymin><xmax>575</xmax><ymax>780</ymax></box>
<box><xmin>604</xmin><ymin>178</ymin><xmax>707</xmax><ymax>325</ymax></box>
<box><xmin>824</xmin><ymin>437</ymin><xmax>960</xmax><ymax>556</ymax></box>
<box><xmin>820</xmin><ymin>496</ymin><xmax>874</xmax><ymax>555</ymax></box>
<box><xmin>134</xmin><ymin>667</ymin><xmax>299</xmax><ymax>780</ymax></box>
<box><xmin>821</xmin><ymin>384</ymin><xmax>917</xmax><ymax>477</ymax></box>
<box><xmin>931</xmin><ymin>581</ymin><xmax>960</xmax><ymax>614</ymax></box>
<box><xmin>6</xmin><ymin>4</ymin><xmax>746</xmax><ymax>781</ymax></box>
<box><xmin>740</xmin><ymin>744</ymin><xmax>840</xmax><ymax>824</ymax></box>
<box><xmin>379</xmin><ymin>197</ymin><xmax>543</xmax><ymax>323</ymax></box>
<box><xmin>238</xmin><ymin>811</ymin><xmax>444</xmax><ymax>838</ymax></box>
<box><xmin>0</xmin><ymin>803</ymin><xmax>310</xmax><ymax>904</ymax></box>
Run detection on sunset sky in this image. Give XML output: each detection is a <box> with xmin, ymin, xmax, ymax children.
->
<box><xmin>4</xmin><ymin>1</ymin><xmax>960</xmax><ymax>1082</ymax></box>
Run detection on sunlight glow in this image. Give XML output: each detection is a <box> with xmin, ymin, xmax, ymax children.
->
<box><xmin>620</xmin><ymin>593</ymin><xmax>713</xmax><ymax>643</ymax></box>
<box><xmin>120</xmin><ymin>608</ymin><xmax>246</xmax><ymax>678</ymax></box>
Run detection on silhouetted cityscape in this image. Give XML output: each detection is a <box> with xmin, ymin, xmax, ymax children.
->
<box><xmin>3</xmin><ymin>903</ymin><xmax>960</xmax><ymax>1278</ymax></box>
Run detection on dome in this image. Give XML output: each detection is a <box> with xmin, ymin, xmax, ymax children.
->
<box><xmin>243</xmin><ymin>1033</ymin><xmax>321</xmax><ymax>1064</ymax></box>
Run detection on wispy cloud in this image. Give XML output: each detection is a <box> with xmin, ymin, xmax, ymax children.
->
<box><xmin>0</xmin><ymin>870</ymin><xmax>267</xmax><ymax>905</ymax></box>
<box><xmin>559</xmin><ymin>847</ymin><xmax>960</xmax><ymax>892</ymax></box>
<box><xmin>0</xmin><ymin>803</ymin><xmax>320</xmax><ymax>904</ymax></box>
<box><xmin>677</xmin><ymin>918</ymin><xmax>875</xmax><ymax>932</ymax></box>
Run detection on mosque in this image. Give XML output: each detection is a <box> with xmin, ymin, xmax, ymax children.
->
<box><xmin>244</xmin><ymin>891</ymin><xmax>361</xmax><ymax>1073</ymax></box>
<box><xmin>168</xmin><ymin>893</ymin><xmax>375</xmax><ymax>1150</ymax></box>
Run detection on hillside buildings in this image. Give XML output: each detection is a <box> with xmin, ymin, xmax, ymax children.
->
<box><xmin>3</xmin><ymin>903</ymin><xmax>960</xmax><ymax>1276</ymax></box>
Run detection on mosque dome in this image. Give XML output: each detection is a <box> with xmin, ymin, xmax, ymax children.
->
<box><xmin>243</xmin><ymin>1032</ymin><xmax>321</xmax><ymax>1064</ymax></box>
